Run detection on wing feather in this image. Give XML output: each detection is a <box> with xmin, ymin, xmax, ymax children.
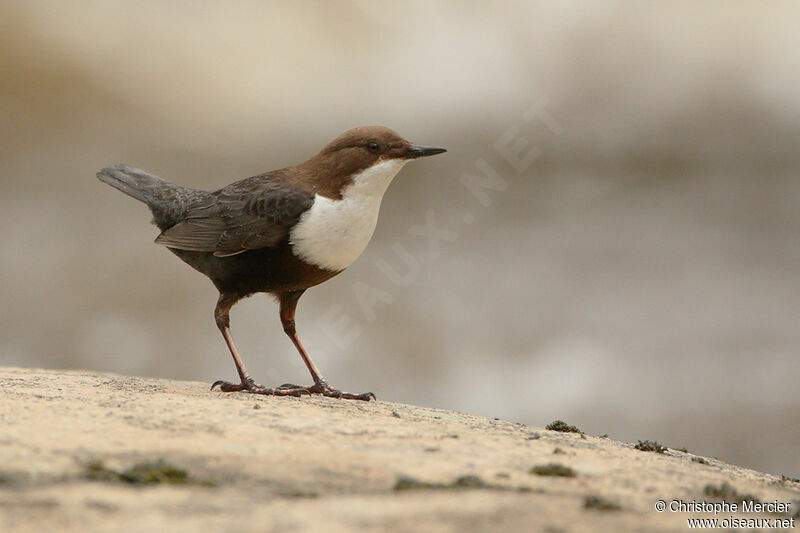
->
<box><xmin>154</xmin><ymin>174</ymin><xmax>313</xmax><ymax>255</ymax></box>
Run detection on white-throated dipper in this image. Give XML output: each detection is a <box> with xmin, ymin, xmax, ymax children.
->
<box><xmin>97</xmin><ymin>126</ymin><xmax>445</xmax><ymax>401</ymax></box>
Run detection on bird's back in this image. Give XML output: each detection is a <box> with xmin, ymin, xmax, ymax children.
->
<box><xmin>97</xmin><ymin>164</ymin><xmax>335</xmax><ymax>296</ymax></box>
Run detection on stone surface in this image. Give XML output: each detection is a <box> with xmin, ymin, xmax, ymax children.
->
<box><xmin>0</xmin><ymin>367</ymin><xmax>797</xmax><ymax>532</ymax></box>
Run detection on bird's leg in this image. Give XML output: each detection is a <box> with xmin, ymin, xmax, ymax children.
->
<box><xmin>276</xmin><ymin>290</ymin><xmax>375</xmax><ymax>401</ymax></box>
<box><xmin>210</xmin><ymin>293</ymin><xmax>307</xmax><ymax>397</ymax></box>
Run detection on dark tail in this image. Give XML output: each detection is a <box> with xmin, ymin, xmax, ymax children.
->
<box><xmin>97</xmin><ymin>164</ymin><xmax>205</xmax><ymax>230</ymax></box>
<box><xmin>96</xmin><ymin>164</ymin><xmax>172</xmax><ymax>204</ymax></box>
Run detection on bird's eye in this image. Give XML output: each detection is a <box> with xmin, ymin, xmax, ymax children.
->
<box><xmin>366</xmin><ymin>141</ymin><xmax>380</xmax><ymax>153</ymax></box>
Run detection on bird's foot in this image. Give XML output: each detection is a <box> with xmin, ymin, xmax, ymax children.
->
<box><xmin>210</xmin><ymin>377</ymin><xmax>310</xmax><ymax>397</ymax></box>
<box><xmin>276</xmin><ymin>380</ymin><xmax>376</xmax><ymax>401</ymax></box>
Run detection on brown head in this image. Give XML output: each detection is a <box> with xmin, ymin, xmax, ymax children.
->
<box><xmin>300</xmin><ymin>126</ymin><xmax>446</xmax><ymax>198</ymax></box>
<box><xmin>317</xmin><ymin>126</ymin><xmax>445</xmax><ymax>161</ymax></box>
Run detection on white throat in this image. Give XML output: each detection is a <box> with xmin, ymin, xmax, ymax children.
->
<box><xmin>289</xmin><ymin>158</ymin><xmax>408</xmax><ymax>271</ymax></box>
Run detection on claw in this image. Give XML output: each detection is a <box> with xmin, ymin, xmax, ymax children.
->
<box><xmin>210</xmin><ymin>377</ymin><xmax>374</xmax><ymax>401</ymax></box>
<box><xmin>340</xmin><ymin>391</ymin><xmax>375</xmax><ymax>401</ymax></box>
<box><xmin>268</xmin><ymin>387</ymin><xmax>311</xmax><ymax>397</ymax></box>
<box><xmin>319</xmin><ymin>387</ymin><xmax>375</xmax><ymax>402</ymax></box>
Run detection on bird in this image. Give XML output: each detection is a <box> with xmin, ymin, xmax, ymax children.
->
<box><xmin>97</xmin><ymin>126</ymin><xmax>445</xmax><ymax>401</ymax></box>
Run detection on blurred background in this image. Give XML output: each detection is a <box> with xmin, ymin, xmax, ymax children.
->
<box><xmin>1</xmin><ymin>1</ymin><xmax>798</xmax><ymax>477</ymax></box>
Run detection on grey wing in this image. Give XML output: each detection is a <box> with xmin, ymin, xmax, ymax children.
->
<box><xmin>154</xmin><ymin>180</ymin><xmax>313</xmax><ymax>257</ymax></box>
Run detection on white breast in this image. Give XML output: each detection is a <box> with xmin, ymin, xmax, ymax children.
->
<box><xmin>289</xmin><ymin>158</ymin><xmax>407</xmax><ymax>271</ymax></box>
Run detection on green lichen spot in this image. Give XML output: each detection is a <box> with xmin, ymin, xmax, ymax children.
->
<box><xmin>545</xmin><ymin>420</ymin><xmax>581</xmax><ymax>433</ymax></box>
<box><xmin>394</xmin><ymin>475</ymin><xmax>489</xmax><ymax>491</ymax></box>
<box><xmin>530</xmin><ymin>463</ymin><xmax>576</xmax><ymax>477</ymax></box>
<box><xmin>119</xmin><ymin>461</ymin><xmax>188</xmax><ymax>485</ymax></box>
<box><xmin>584</xmin><ymin>495</ymin><xmax>621</xmax><ymax>511</ymax></box>
<box><xmin>85</xmin><ymin>460</ymin><xmax>118</xmax><ymax>481</ymax></box>
<box><xmin>85</xmin><ymin>459</ymin><xmax>205</xmax><ymax>486</ymax></box>
<box><xmin>634</xmin><ymin>440</ymin><xmax>666</xmax><ymax>453</ymax></box>
<box><xmin>703</xmin><ymin>482</ymin><xmax>759</xmax><ymax>505</ymax></box>
<box><xmin>393</xmin><ymin>474</ymin><xmax>530</xmax><ymax>492</ymax></box>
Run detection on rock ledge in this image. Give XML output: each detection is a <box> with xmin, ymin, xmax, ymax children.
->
<box><xmin>1</xmin><ymin>367</ymin><xmax>797</xmax><ymax>532</ymax></box>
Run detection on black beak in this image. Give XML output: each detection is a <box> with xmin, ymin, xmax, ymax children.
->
<box><xmin>406</xmin><ymin>145</ymin><xmax>447</xmax><ymax>159</ymax></box>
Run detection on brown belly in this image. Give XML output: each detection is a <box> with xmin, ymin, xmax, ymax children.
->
<box><xmin>169</xmin><ymin>244</ymin><xmax>341</xmax><ymax>297</ymax></box>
